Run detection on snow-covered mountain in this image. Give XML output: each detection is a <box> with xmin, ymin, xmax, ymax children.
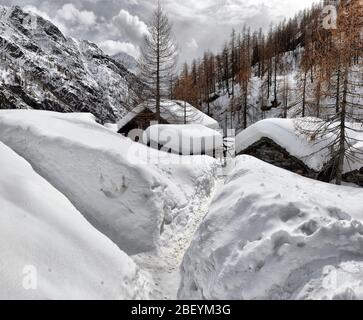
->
<box><xmin>113</xmin><ymin>51</ymin><xmax>138</xmax><ymax>74</ymax></box>
<box><xmin>0</xmin><ymin>6</ymin><xmax>140</xmax><ymax>122</ymax></box>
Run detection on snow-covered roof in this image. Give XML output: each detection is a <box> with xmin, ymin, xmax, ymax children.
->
<box><xmin>236</xmin><ymin>118</ymin><xmax>331</xmax><ymax>171</ymax></box>
<box><xmin>118</xmin><ymin>100</ymin><xmax>219</xmax><ymax>131</ymax></box>
<box><xmin>236</xmin><ymin>118</ymin><xmax>363</xmax><ymax>173</ymax></box>
<box><xmin>144</xmin><ymin>124</ymin><xmax>223</xmax><ymax>155</ymax></box>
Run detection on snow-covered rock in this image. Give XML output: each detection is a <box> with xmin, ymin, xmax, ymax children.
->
<box><xmin>0</xmin><ymin>5</ymin><xmax>139</xmax><ymax>122</ymax></box>
<box><xmin>179</xmin><ymin>156</ymin><xmax>363</xmax><ymax>300</ymax></box>
<box><xmin>0</xmin><ymin>141</ymin><xmax>151</xmax><ymax>300</ymax></box>
<box><xmin>0</xmin><ymin>110</ymin><xmax>218</xmax><ymax>255</ymax></box>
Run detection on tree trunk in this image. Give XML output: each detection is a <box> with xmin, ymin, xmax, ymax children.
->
<box><xmin>335</xmin><ymin>68</ymin><xmax>341</xmax><ymax>114</ymax></box>
<box><xmin>156</xmin><ymin>20</ymin><xmax>161</xmax><ymax>122</ymax></box>
<box><xmin>336</xmin><ymin>68</ymin><xmax>348</xmax><ymax>186</ymax></box>
<box><xmin>302</xmin><ymin>70</ymin><xmax>307</xmax><ymax>117</ymax></box>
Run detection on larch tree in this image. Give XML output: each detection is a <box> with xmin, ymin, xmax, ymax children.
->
<box><xmin>138</xmin><ymin>1</ymin><xmax>178</xmax><ymax>121</ymax></box>
<box><xmin>298</xmin><ymin>0</ymin><xmax>363</xmax><ymax>185</ymax></box>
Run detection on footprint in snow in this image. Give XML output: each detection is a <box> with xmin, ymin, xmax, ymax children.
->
<box><xmin>99</xmin><ymin>174</ymin><xmax>129</xmax><ymax>199</ymax></box>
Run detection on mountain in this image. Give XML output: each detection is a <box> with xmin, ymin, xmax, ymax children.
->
<box><xmin>0</xmin><ymin>5</ymin><xmax>140</xmax><ymax>123</ymax></box>
<box><xmin>113</xmin><ymin>51</ymin><xmax>138</xmax><ymax>74</ymax></box>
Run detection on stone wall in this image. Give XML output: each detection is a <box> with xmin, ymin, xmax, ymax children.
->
<box><xmin>238</xmin><ymin>137</ymin><xmax>317</xmax><ymax>178</ymax></box>
<box><xmin>343</xmin><ymin>168</ymin><xmax>363</xmax><ymax>187</ymax></box>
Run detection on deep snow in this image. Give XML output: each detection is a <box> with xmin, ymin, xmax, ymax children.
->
<box><xmin>179</xmin><ymin>155</ymin><xmax>363</xmax><ymax>300</ymax></box>
<box><xmin>0</xmin><ymin>110</ymin><xmax>218</xmax><ymax>256</ymax></box>
<box><xmin>0</xmin><ymin>141</ymin><xmax>151</xmax><ymax>300</ymax></box>
<box><xmin>2</xmin><ymin>109</ymin><xmax>363</xmax><ymax>300</ymax></box>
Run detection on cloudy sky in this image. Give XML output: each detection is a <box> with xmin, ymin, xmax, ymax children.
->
<box><xmin>1</xmin><ymin>0</ymin><xmax>317</xmax><ymax>63</ymax></box>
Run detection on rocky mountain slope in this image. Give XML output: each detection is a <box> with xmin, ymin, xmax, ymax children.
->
<box><xmin>0</xmin><ymin>6</ymin><xmax>140</xmax><ymax>123</ymax></box>
<box><xmin>113</xmin><ymin>51</ymin><xmax>138</xmax><ymax>74</ymax></box>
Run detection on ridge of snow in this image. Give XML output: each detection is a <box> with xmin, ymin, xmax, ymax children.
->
<box><xmin>0</xmin><ymin>141</ymin><xmax>151</xmax><ymax>300</ymax></box>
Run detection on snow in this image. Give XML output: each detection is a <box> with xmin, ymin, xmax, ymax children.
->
<box><xmin>179</xmin><ymin>155</ymin><xmax>363</xmax><ymax>300</ymax></box>
<box><xmin>144</xmin><ymin>124</ymin><xmax>223</xmax><ymax>155</ymax></box>
<box><xmin>0</xmin><ymin>141</ymin><xmax>151</xmax><ymax>300</ymax></box>
<box><xmin>118</xmin><ymin>100</ymin><xmax>220</xmax><ymax>132</ymax></box>
<box><xmin>0</xmin><ymin>110</ymin><xmax>218</xmax><ymax>257</ymax></box>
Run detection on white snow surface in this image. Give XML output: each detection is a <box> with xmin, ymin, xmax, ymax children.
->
<box><xmin>0</xmin><ymin>110</ymin><xmax>218</xmax><ymax>256</ymax></box>
<box><xmin>144</xmin><ymin>124</ymin><xmax>223</xmax><ymax>155</ymax></box>
<box><xmin>118</xmin><ymin>100</ymin><xmax>220</xmax><ymax>132</ymax></box>
<box><xmin>0</xmin><ymin>141</ymin><xmax>151</xmax><ymax>300</ymax></box>
<box><xmin>179</xmin><ymin>156</ymin><xmax>363</xmax><ymax>300</ymax></box>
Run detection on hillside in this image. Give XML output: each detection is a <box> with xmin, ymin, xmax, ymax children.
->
<box><xmin>0</xmin><ymin>6</ymin><xmax>140</xmax><ymax>123</ymax></box>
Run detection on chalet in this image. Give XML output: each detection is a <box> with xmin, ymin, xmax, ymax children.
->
<box><xmin>117</xmin><ymin>100</ymin><xmax>219</xmax><ymax>137</ymax></box>
<box><xmin>237</xmin><ymin>136</ymin><xmax>317</xmax><ymax>178</ymax></box>
<box><xmin>235</xmin><ymin>118</ymin><xmax>363</xmax><ymax>187</ymax></box>
<box><xmin>235</xmin><ymin>119</ymin><xmax>329</xmax><ymax>179</ymax></box>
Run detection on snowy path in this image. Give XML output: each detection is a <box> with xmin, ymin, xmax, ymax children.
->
<box><xmin>132</xmin><ymin>178</ymin><xmax>223</xmax><ymax>300</ymax></box>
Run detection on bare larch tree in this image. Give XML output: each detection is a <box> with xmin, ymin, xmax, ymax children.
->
<box><xmin>138</xmin><ymin>1</ymin><xmax>178</xmax><ymax>121</ymax></box>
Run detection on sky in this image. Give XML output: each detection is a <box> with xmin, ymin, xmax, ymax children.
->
<box><xmin>1</xmin><ymin>0</ymin><xmax>318</xmax><ymax>64</ymax></box>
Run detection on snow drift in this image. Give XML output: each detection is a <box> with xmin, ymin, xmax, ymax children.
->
<box><xmin>0</xmin><ymin>110</ymin><xmax>218</xmax><ymax>255</ymax></box>
<box><xmin>179</xmin><ymin>156</ymin><xmax>363</xmax><ymax>300</ymax></box>
<box><xmin>0</xmin><ymin>141</ymin><xmax>150</xmax><ymax>300</ymax></box>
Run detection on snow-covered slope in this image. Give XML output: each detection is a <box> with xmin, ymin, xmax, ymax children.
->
<box><xmin>0</xmin><ymin>141</ymin><xmax>150</xmax><ymax>300</ymax></box>
<box><xmin>0</xmin><ymin>5</ymin><xmax>139</xmax><ymax>122</ymax></box>
<box><xmin>179</xmin><ymin>156</ymin><xmax>363</xmax><ymax>300</ymax></box>
<box><xmin>0</xmin><ymin>110</ymin><xmax>218</xmax><ymax>255</ymax></box>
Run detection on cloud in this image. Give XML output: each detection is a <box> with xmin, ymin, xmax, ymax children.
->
<box><xmin>23</xmin><ymin>5</ymin><xmax>51</xmax><ymax>21</ymax></box>
<box><xmin>54</xmin><ymin>3</ymin><xmax>97</xmax><ymax>33</ymax></box>
<box><xmin>111</xmin><ymin>9</ymin><xmax>148</xmax><ymax>43</ymax></box>
<box><xmin>9</xmin><ymin>0</ymin><xmax>317</xmax><ymax>64</ymax></box>
<box><xmin>99</xmin><ymin>40</ymin><xmax>140</xmax><ymax>58</ymax></box>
